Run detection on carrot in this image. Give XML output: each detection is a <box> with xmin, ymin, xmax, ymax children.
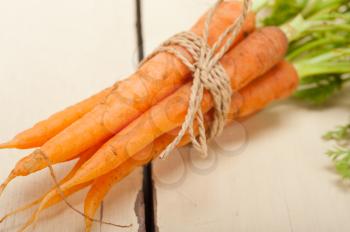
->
<box><xmin>0</xmin><ymin>1</ymin><xmax>256</xmax><ymax>195</ymax></box>
<box><xmin>30</xmin><ymin>61</ymin><xmax>298</xmax><ymax>231</ymax></box>
<box><xmin>0</xmin><ymin>87</ymin><xmax>112</xmax><ymax>149</ymax></box>
<box><xmin>234</xmin><ymin>61</ymin><xmax>298</xmax><ymax>117</ymax></box>
<box><xmin>55</xmin><ymin>27</ymin><xmax>289</xmax><ymax>190</ymax></box>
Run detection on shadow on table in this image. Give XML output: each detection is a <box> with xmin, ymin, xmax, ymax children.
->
<box><xmin>152</xmin><ymin>104</ymin><xmax>288</xmax><ymax>189</ymax></box>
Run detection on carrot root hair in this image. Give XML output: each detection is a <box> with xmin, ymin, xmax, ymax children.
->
<box><xmin>0</xmin><ymin>172</ymin><xmax>15</xmax><ymax>197</ymax></box>
<box><xmin>0</xmin><ymin>198</ymin><xmax>41</xmax><ymax>224</ymax></box>
<box><xmin>18</xmin><ymin>209</ymin><xmax>40</xmax><ymax>232</ymax></box>
<box><xmin>21</xmin><ymin>191</ymin><xmax>132</xmax><ymax>232</ymax></box>
<box><xmin>18</xmin><ymin>192</ymin><xmax>55</xmax><ymax>232</ymax></box>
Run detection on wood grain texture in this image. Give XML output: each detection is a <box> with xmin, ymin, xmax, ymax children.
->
<box><xmin>0</xmin><ymin>0</ymin><xmax>143</xmax><ymax>231</ymax></box>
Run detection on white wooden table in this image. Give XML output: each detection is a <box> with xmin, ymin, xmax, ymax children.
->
<box><xmin>1</xmin><ymin>0</ymin><xmax>350</xmax><ymax>232</ymax></box>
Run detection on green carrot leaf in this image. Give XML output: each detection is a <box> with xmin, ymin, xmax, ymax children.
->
<box><xmin>324</xmin><ymin>123</ymin><xmax>350</xmax><ymax>141</ymax></box>
<box><xmin>294</xmin><ymin>75</ymin><xmax>344</xmax><ymax>105</ymax></box>
<box><xmin>326</xmin><ymin>147</ymin><xmax>350</xmax><ymax>179</ymax></box>
<box><xmin>263</xmin><ymin>0</ymin><xmax>306</xmax><ymax>26</ymax></box>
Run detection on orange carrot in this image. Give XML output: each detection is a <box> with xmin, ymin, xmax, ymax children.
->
<box><xmin>0</xmin><ymin>88</ymin><xmax>112</xmax><ymax>149</ymax></box>
<box><xmin>30</xmin><ymin>61</ymin><xmax>298</xmax><ymax>231</ymax></box>
<box><xmin>0</xmin><ymin>2</ymin><xmax>256</xmax><ymax>195</ymax></box>
<box><xmin>56</xmin><ymin>27</ymin><xmax>288</xmax><ymax>189</ymax></box>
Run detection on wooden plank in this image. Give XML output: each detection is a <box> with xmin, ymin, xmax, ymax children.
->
<box><xmin>143</xmin><ymin>1</ymin><xmax>350</xmax><ymax>231</ymax></box>
<box><xmin>0</xmin><ymin>1</ymin><xmax>144</xmax><ymax>231</ymax></box>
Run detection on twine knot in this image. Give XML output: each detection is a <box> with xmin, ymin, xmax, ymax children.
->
<box><xmin>140</xmin><ymin>0</ymin><xmax>251</xmax><ymax>159</ymax></box>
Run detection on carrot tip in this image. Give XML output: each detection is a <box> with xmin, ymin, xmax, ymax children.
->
<box><xmin>0</xmin><ymin>215</ymin><xmax>5</xmax><ymax>224</ymax></box>
<box><xmin>0</xmin><ymin>184</ymin><xmax>5</xmax><ymax>198</ymax></box>
<box><xmin>18</xmin><ymin>218</ymin><xmax>35</xmax><ymax>232</ymax></box>
<box><xmin>0</xmin><ymin>140</ymin><xmax>16</xmax><ymax>149</ymax></box>
<box><xmin>85</xmin><ymin>222</ymin><xmax>93</xmax><ymax>232</ymax></box>
<box><xmin>19</xmin><ymin>203</ymin><xmax>43</xmax><ymax>232</ymax></box>
<box><xmin>18</xmin><ymin>207</ymin><xmax>41</xmax><ymax>232</ymax></box>
<box><xmin>0</xmin><ymin>173</ymin><xmax>15</xmax><ymax>198</ymax></box>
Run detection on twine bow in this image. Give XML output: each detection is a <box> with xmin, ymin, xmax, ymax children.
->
<box><xmin>141</xmin><ymin>0</ymin><xmax>251</xmax><ymax>159</ymax></box>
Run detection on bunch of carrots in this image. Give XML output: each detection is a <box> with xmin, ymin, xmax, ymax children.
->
<box><xmin>0</xmin><ymin>1</ymin><xmax>305</xmax><ymax>231</ymax></box>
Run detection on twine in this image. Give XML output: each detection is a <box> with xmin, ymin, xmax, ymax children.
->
<box><xmin>141</xmin><ymin>0</ymin><xmax>251</xmax><ymax>159</ymax></box>
<box><xmin>28</xmin><ymin>0</ymin><xmax>250</xmax><ymax>230</ymax></box>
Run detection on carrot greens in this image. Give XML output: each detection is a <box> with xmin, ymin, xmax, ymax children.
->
<box><xmin>256</xmin><ymin>0</ymin><xmax>350</xmax><ymax>104</ymax></box>
<box><xmin>255</xmin><ymin>0</ymin><xmax>350</xmax><ymax>179</ymax></box>
<box><xmin>324</xmin><ymin>122</ymin><xmax>350</xmax><ymax>179</ymax></box>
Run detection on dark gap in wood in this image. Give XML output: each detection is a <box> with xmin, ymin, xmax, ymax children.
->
<box><xmin>135</xmin><ymin>1</ymin><xmax>156</xmax><ymax>232</ymax></box>
<box><xmin>136</xmin><ymin>0</ymin><xmax>145</xmax><ymax>60</ymax></box>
